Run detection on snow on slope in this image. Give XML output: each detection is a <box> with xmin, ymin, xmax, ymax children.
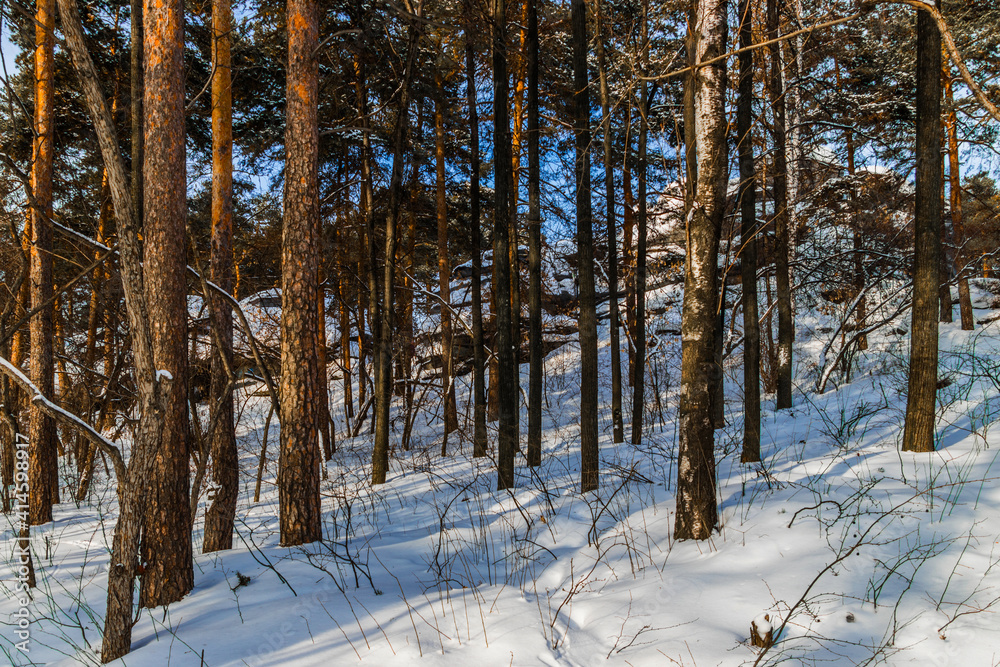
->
<box><xmin>5</xmin><ymin>286</ymin><xmax>1000</xmax><ymax>666</ymax></box>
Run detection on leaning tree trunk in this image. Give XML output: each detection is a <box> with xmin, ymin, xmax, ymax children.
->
<box><xmin>767</xmin><ymin>0</ymin><xmax>793</xmax><ymax>409</ymax></box>
<box><xmin>902</xmin><ymin>4</ymin><xmax>942</xmax><ymax>454</ymax></box>
<box><xmin>28</xmin><ymin>0</ymin><xmax>58</xmax><ymax>526</ymax></box>
<box><xmin>675</xmin><ymin>0</ymin><xmax>726</xmax><ymax>541</ymax></box>
<box><xmin>737</xmin><ymin>0</ymin><xmax>761</xmax><ymax>463</ymax></box>
<box><xmin>203</xmin><ymin>0</ymin><xmax>237</xmax><ymax>553</ymax></box>
<box><xmin>56</xmin><ymin>0</ymin><xmax>168</xmax><ymax>657</ymax></box>
<box><xmin>596</xmin><ymin>0</ymin><xmax>624</xmax><ymax>445</ymax></box>
<box><xmin>493</xmin><ymin>0</ymin><xmax>519</xmax><ymax>490</ymax></box>
<box><xmin>278</xmin><ymin>0</ymin><xmax>323</xmax><ymax>545</ymax></box>
<box><xmin>466</xmin><ymin>12</ymin><xmax>488</xmax><ymax>458</ymax></box>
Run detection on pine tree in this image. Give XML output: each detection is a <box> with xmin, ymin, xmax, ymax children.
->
<box><xmin>279</xmin><ymin>0</ymin><xmax>323</xmax><ymax>544</ymax></box>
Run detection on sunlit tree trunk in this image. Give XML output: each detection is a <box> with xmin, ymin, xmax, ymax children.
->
<box><xmin>278</xmin><ymin>0</ymin><xmax>322</xmax><ymax>544</ymax></box>
<box><xmin>203</xmin><ymin>0</ymin><xmax>237</xmax><ymax>553</ymax></box>
<box><xmin>28</xmin><ymin>0</ymin><xmax>58</xmax><ymax>526</ymax></box>
<box><xmin>139</xmin><ymin>0</ymin><xmax>194</xmax><ymax>605</ymax></box>
<box><xmin>493</xmin><ymin>0</ymin><xmax>518</xmax><ymax>490</ymax></box>
<box><xmin>675</xmin><ymin>0</ymin><xmax>726</xmax><ymax>540</ymax></box>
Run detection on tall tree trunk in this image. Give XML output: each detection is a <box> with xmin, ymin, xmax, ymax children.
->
<box><xmin>28</xmin><ymin>0</ymin><xmax>58</xmax><ymax>526</ymax></box>
<box><xmin>596</xmin><ymin>0</ymin><xmax>623</xmax><ymax>445</ymax></box>
<box><xmin>493</xmin><ymin>0</ymin><xmax>518</xmax><ymax>490</ymax></box>
<box><xmin>203</xmin><ymin>0</ymin><xmax>237</xmax><ymax>553</ymax></box>
<box><xmin>54</xmin><ymin>0</ymin><xmax>165</xmax><ymax>655</ymax></box>
<box><xmin>902</xmin><ymin>5</ymin><xmax>941</xmax><ymax>453</ymax></box>
<box><xmin>434</xmin><ymin>75</ymin><xmax>458</xmax><ymax>441</ymax></box>
<box><xmin>373</xmin><ymin>18</ymin><xmax>419</xmax><ymax>485</ymax></box>
<box><xmin>571</xmin><ymin>0</ymin><xmax>599</xmax><ymax>493</ymax></box>
<box><xmin>737</xmin><ymin>0</ymin><xmax>760</xmax><ymax>463</ymax></box>
<box><xmin>767</xmin><ymin>0</ymin><xmax>793</xmax><ymax>409</ymax></box>
<box><xmin>466</xmin><ymin>15</ymin><xmax>487</xmax><ymax>458</ymax></box>
<box><xmin>675</xmin><ymin>0</ymin><xmax>726</xmax><ymax>541</ymax></box>
<box><xmin>944</xmin><ymin>71</ymin><xmax>974</xmax><ymax>330</ymax></box>
<box><xmin>131</xmin><ymin>0</ymin><xmax>143</xmax><ymax>228</ymax></box>
<box><xmin>526</xmin><ymin>0</ymin><xmax>543</xmax><ymax>464</ymax></box>
<box><xmin>354</xmin><ymin>24</ymin><xmax>379</xmax><ymax>426</ymax></box>
<box><xmin>139</xmin><ymin>0</ymin><xmax>194</xmax><ymax>606</ymax></box>
<box><xmin>278</xmin><ymin>0</ymin><xmax>322</xmax><ymax>545</ymax></box>
<box><xmin>631</xmin><ymin>5</ymin><xmax>649</xmax><ymax>446</ymax></box>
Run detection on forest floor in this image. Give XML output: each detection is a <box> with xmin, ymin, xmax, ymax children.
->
<box><xmin>7</xmin><ymin>283</ymin><xmax>1000</xmax><ymax>666</ymax></box>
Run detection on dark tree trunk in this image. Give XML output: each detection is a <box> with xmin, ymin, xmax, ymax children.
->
<box><xmin>203</xmin><ymin>0</ymin><xmax>237</xmax><ymax>553</ymax></box>
<box><xmin>767</xmin><ymin>0</ymin><xmax>793</xmax><ymax>409</ymax></box>
<box><xmin>466</xmin><ymin>14</ymin><xmax>488</xmax><ymax>458</ymax></box>
<box><xmin>526</xmin><ymin>0</ymin><xmax>543</xmax><ymax>464</ymax></box>
<box><xmin>596</xmin><ymin>0</ymin><xmax>623</xmax><ymax>445</ymax></box>
<box><xmin>571</xmin><ymin>0</ymin><xmax>599</xmax><ymax>493</ymax></box>
<box><xmin>631</xmin><ymin>4</ymin><xmax>649</xmax><ymax>446</ymax></box>
<box><xmin>493</xmin><ymin>0</ymin><xmax>518</xmax><ymax>490</ymax></box>
<box><xmin>675</xmin><ymin>0</ymin><xmax>726</xmax><ymax>541</ymax></box>
<box><xmin>373</xmin><ymin>20</ymin><xmax>419</xmax><ymax>485</ymax></box>
<box><xmin>139</xmin><ymin>0</ymin><xmax>194</xmax><ymax>605</ymax></box>
<box><xmin>944</xmin><ymin>73</ymin><xmax>974</xmax><ymax>331</ymax></box>
<box><xmin>434</xmin><ymin>76</ymin><xmax>458</xmax><ymax>441</ymax></box>
<box><xmin>278</xmin><ymin>0</ymin><xmax>322</xmax><ymax>545</ymax></box>
<box><xmin>737</xmin><ymin>0</ymin><xmax>761</xmax><ymax>463</ymax></box>
<box><xmin>28</xmin><ymin>0</ymin><xmax>58</xmax><ymax>526</ymax></box>
<box><xmin>902</xmin><ymin>5</ymin><xmax>941</xmax><ymax>453</ymax></box>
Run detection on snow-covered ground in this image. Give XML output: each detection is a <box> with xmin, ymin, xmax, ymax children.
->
<box><xmin>6</xmin><ymin>281</ymin><xmax>1000</xmax><ymax>666</ymax></box>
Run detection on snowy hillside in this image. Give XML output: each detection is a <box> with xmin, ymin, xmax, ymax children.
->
<box><xmin>6</xmin><ymin>277</ymin><xmax>1000</xmax><ymax>666</ymax></box>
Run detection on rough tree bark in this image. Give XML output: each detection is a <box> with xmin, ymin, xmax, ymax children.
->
<box><xmin>202</xmin><ymin>0</ymin><xmax>237</xmax><ymax>553</ymax></box>
<box><xmin>675</xmin><ymin>0</ymin><xmax>726</xmax><ymax>540</ymax></box>
<box><xmin>493</xmin><ymin>0</ymin><xmax>518</xmax><ymax>490</ymax></box>
<box><xmin>737</xmin><ymin>0</ymin><xmax>761</xmax><ymax>463</ymax></box>
<box><xmin>902</xmin><ymin>4</ymin><xmax>941</xmax><ymax>453</ymax></box>
<box><xmin>278</xmin><ymin>0</ymin><xmax>323</xmax><ymax>545</ymax></box>
<box><xmin>55</xmin><ymin>0</ymin><xmax>171</xmax><ymax>657</ymax></box>
<box><xmin>139</xmin><ymin>0</ymin><xmax>194</xmax><ymax>607</ymax></box>
<box><xmin>28</xmin><ymin>0</ymin><xmax>58</xmax><ymax>526</ymax></box>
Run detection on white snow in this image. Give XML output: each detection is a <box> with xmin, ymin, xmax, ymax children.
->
<box><xmin>6</xmin><ymin>275</ymin><xmax>1000</xmax><ymax>667</ymax></box>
